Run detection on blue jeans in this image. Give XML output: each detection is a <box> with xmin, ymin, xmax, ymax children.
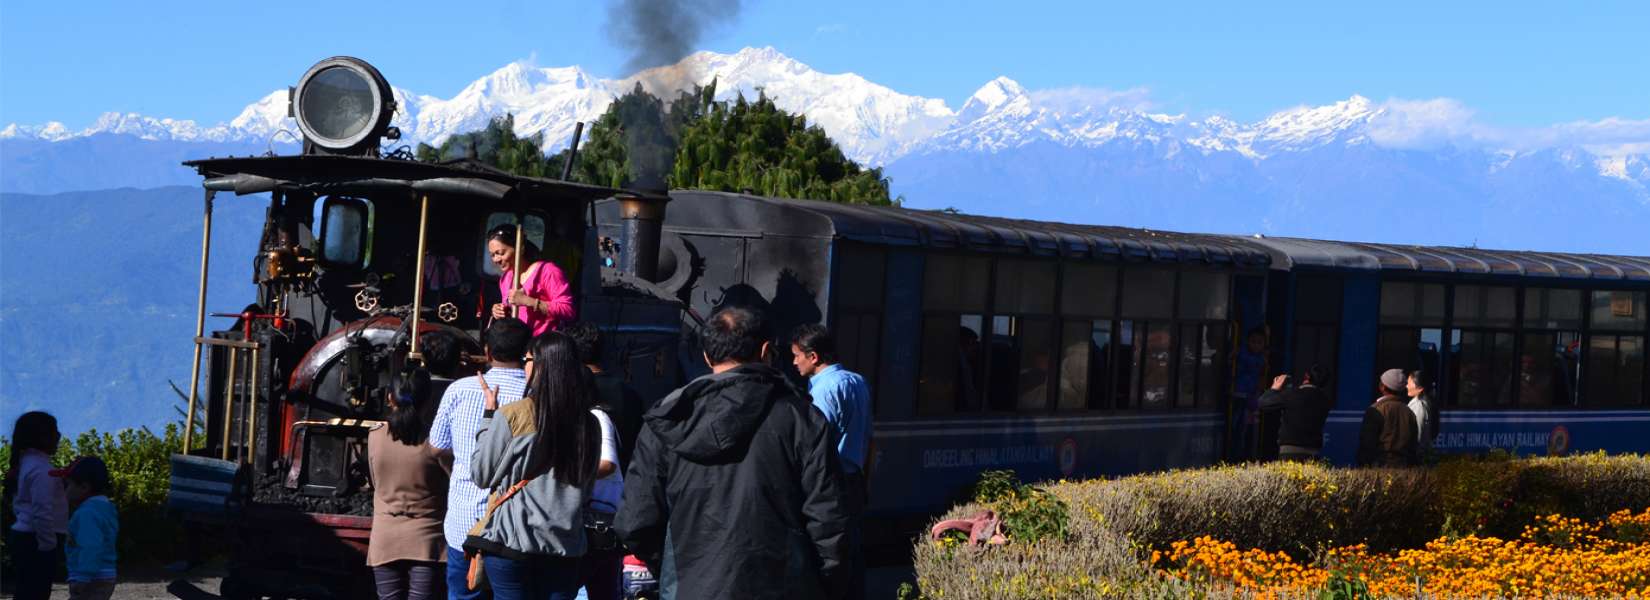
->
<box><xmin>446</xmin><ymin>546</ymin><xmax>490</xmax><ymax>600</ymax></box>
<box><xmin>482</xmin><ymin>553</ymin><xmax>582</xmax><ymax>600</ymax></box>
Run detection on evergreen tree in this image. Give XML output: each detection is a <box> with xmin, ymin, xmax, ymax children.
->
<box><xmin>414</xmin><ymin>114</ymin><xmax>551</xmax><ymax>178</ymax></box>
<box><xmin>436</xmin><ymin>82</ymin><xmax>895</xmax><ymax>206</ymax></box>
<box><xmin>670</xmin><ymin>90</ymin><xmax>895</xmax><ymax>205</ymax></box>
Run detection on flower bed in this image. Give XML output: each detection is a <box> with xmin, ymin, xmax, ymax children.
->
<box><xmin>910</xmin><ymin>453</ymin><xmax>1650</xmax><ymax>599</ymax></box>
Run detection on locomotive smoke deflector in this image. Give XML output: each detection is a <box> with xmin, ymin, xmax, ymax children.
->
<box><xmin>289</xmin><ymin>57</ymin><xmax>397</xmax><ymax>156</ymax></box>
<box><xmin>617</xmin><ymin>193</ymin><xmax>670</xmax><ymax>281</ymax></box>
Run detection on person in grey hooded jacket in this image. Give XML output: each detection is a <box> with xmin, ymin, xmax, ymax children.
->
<box><xmin>616</xmin><ymin>307</ymin><xmax>851</xmax><ymax>600</ymax></box>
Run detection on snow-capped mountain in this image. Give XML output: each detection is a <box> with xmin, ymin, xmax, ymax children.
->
<box><xmin>3</xmin><ymin>46</ymin><xmax>1647</xmax><ymax>253</ymax></box>
<box><xmin>1</xmin><ymin>47</ymin><xmax>953</xmax><ymax>166</ymax></box>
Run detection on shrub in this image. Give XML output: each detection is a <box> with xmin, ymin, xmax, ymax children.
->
<box><xmin>911</xmin><ymin>454</ymin><xmax>1650</xmax><ymax>599</ymax></box>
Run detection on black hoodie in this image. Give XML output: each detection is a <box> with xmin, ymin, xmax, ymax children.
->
<box><xmin>615</xmin><ymin>363</ymin><xmax>850</xmax><ymax>600</ymax></box>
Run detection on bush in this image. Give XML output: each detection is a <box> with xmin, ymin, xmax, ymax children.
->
<box><xmin>911</xmin><ymin>454</ymin><xmax>1650</xmax><ymax>599</ymax></box>
<box><xmin>2</xmin><ymin>424</ymin><xmax>191</xmax><ymax>572</ymax></box>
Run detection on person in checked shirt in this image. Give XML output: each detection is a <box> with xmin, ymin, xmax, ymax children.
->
<box><xmin>429</xmin><ymin>318</ymin><xmax>533</xmax><ymax>600</ymax></box>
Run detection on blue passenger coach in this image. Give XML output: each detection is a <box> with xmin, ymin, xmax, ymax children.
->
<box><xmin>1246</xmin><ymin>238</ymin><xmax>1650</xmax><ymax>465</ymax></box>
<box><xmin>594</xmin><ymin>192</ymin><xmax>1649</xmax><ymax>519</ymax></box>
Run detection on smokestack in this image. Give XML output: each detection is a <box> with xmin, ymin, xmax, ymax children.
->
<box><xmin>617</xmin><ymin>193</ymin><xmax>670</xmax><ymax>281</ymax></box>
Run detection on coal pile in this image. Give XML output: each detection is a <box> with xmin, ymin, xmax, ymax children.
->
<box><xmin>250</xmin><ymin>470</ymin><xmax>372</xmax><ymax>516</ymax></box>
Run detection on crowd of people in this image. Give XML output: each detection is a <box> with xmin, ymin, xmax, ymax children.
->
<box><xmin>1254</xmin><ymin>362</ymin><xmax>1441</xmax><ymax>467</ymax></box>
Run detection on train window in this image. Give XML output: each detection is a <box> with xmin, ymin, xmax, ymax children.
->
<box><xmin>1590</xmin><ymin>291</ymin><xmax>1647</xmax><ymax>331</ymax></box>
<box><xmin>1585</xmin><ymin>335</ymin><xmax>1645</xmax><ymax>406</ymax></box>
<box><xmin>834</xmin><ymin>245</ymin><xmax>886</xmax><ymax>310</ymax></box>
<box><xmin>1121</xmin><ymin>269</ymin><xmax>1175</xmax><ymax>319</ymax></box>
<box><xmin>1524</xmin><ymin>288</ymin><xmax>1584</xmax><ymax>330</ymax></box>
<box><xmin>923</xmin><ymin>255</ymin><xmax>990</xmax><ymax>312</ymax></box>
<box><xmin>917</xmin><ymin>314</ymin><xmax>987</xmax><ymax>415</ymax></box>
<box><xmin>1177</xmin><ymin>272</ymin><xmax>1230</xmax><ymax>321</ymax></box>
<box><xmin>1175</xmin><ymin>324</ymin><xmax>1215</xmax><ymax>408</ymax></box>
<box><xmin>1295</xmin><ymin>277</ymin><xmax>1343</xmax><ymax>323</ymax></box>
<box><xmin>984</xmin><ymin>317</ymin><xmax>1054</xmax><ymax>412</ymax></box>
<box><xmin>316</xmin><ymin>196</ymin><xmax>372</xmax><ymax>267</ymax></box>
<box><xmin>1454</xmin><ymin>286</ymin><xmax>1517</xmax><ymax>328</ymax></box>
<box><xmin>1060</xmin><ymin>263</ymin><xmax>1117</xmax><ymax>317</ymax></box>
<box><xmin>994</xmin><ymin>260</ymin><xmax>1056</xmax><ymax>314</ymax></box>
<box><xmin>1450</xmin><ymin>330</ymin><xmax>1515</xmax><ymax>407</ymax></box>
<box><xmin>1058</xmin><ymin>320</ymin><xmax>1115</xmax><ymax>411</ymax></box>
<box><xmin>834</xmin><ymin>314</ymin><xmax>881</xmax><ymax>393</ymax></box>
<box><xmin>479</xmin><ymin>212</ymin><xmax>547</xmax><ymax>277</ymax></box>
<box><xmin>1114</xmin><ymin>321</ymin><xmax>1139</xmax><ymax>408</ymax></box>
<box><xmin>1134</xmin><ymin>322</ymin><xmax>1174</xmax><ymax>409</ymax></box>
<box><xmin>1380</xmin><ymin>282</ymin><xmax>1446</xmax><ymax>326</ymax></box>
<box><xmin>1517</xmin><ymin>332</ymin><xmax>1580</xmax><ymax>406</ymax></box>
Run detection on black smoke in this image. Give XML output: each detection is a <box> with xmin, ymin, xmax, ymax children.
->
<box><xmin>605</xmin><ymin>0</ymin><xmax>742</xmax><ymax>77</ymax></box>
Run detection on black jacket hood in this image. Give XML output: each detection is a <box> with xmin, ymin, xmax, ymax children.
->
<box><xmin>644</xmin><ymin>363</ymin><xmax>798</xmax><ymax>463</ymax></box>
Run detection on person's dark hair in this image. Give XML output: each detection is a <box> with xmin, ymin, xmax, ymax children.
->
<box><xmin>1409</xmin><ymin>370</ymin><xmax>1431</xmax><ymax>390</ymax></box>
<box><xmin>486</xmin><ymin>224</ymin><xmax>541</xmax><ymax>260</ymax></box>
<box><xmin>790</xmin><ymin>323</ymin><xmax>838</xmax><ymax>364</ymax></box>
<box><xmin>563</xmin><ymin>321</ymin><xmax>603</xmax><ymax>366</ymax></box>
<box><xmin>385</xmin><ymin>367</ymin><xmax>436</xmax><ymax>445</ymax></box>
<box><xmin>1305</xmin><ymin>364</ymin><xmax>1332</xmax><ymax>387</ymax></box>
<box><xmin>484</xmin><ymin>318</ymin><xmax>532</xmax><ymax>364</ymax></box>
<box><xmin>524</xmin><ymin>332</ymin><xmax>601</xmax><ymax>486</ymax></box>
<box><xmin>4</xmin><ymin>411</ymin><xmax>58</xmax><ymax>504</ymax></box>
<box><xmin>420</xmin><ymin>331</ymin><xmax>462</xmax><ymax>378</ymax></box>
<box><xmin>701</xmin><ymin>307</ymin><xmax>770</xmax><ymax>365</ymax></box>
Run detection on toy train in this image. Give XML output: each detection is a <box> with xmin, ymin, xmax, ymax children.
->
<box><xmin>166</xmin><ymin>57</ymin><xmax>1650</xmax><ymax>598</ymax></box>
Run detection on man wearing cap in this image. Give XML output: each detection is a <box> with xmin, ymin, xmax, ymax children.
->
<box><xmin>1357</xmin><ymin>369</ymin><xmax>1421</xmax><ymax>467</ymax></box>
<box><xmin>56</xmin><ymin>456</ymin><xmax>119</xmax><ymax>599</ymax></box>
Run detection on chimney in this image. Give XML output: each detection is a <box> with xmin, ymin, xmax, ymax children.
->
<box><xmin>616</xmin><ymin>193</ymin><xmax>670</xmax><ymax>281</ymax></box>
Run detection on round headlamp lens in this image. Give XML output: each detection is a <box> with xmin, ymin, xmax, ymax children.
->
<box><xmin>300</xmin><ymin>66</ymin><xmax>376</xmax><ymax>143</ymax></box>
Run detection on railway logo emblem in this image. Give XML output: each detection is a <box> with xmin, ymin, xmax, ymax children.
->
<box><xmin>1548</xmin><ymin>425</ymin><xmax>1571</xmax><ymax>456</ymax></box>
<box><xmin>1058</xmin><ymin>438</ymin><xmax>1078</xmax><ymax>476</ymax></box>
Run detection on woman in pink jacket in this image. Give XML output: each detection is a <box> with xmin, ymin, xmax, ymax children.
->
<box><xmin>486</xmin><ymin>224</ymin><xmax>575</xmax><ymax>336</ymax></box>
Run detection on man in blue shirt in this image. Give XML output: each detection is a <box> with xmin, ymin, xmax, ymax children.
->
<box><xmin>429</xmin><ymin>318</ymin><xmax>531</xmax><ymax>600</ymax></box>
<box><xmin>790</xmin><ymin>323</ymin><xmax>871</xmax><ymax>600</ymax></box>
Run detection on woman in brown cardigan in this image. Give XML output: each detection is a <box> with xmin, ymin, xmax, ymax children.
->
<box><xmin>368</xmin><ymin>367</ymin><xmax>454</xmax><ymax>600</ymax></box>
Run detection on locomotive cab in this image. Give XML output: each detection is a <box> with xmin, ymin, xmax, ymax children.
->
<box><xmin>169</xmin><ymin>56</ymin><xmax>673</xmax><ymax>598</ymax></box>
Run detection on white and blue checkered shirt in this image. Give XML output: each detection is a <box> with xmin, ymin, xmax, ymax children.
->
<box><xmin>429</xmin><ymin>366</ymin><xmax>528</xmax><ymax>549</ymax></box>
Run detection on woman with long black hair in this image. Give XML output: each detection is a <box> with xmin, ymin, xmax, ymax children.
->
<box><xmin>466</xmin><ymin>332</ymin><xmax>608</xmax><ymax>600</ymax></box>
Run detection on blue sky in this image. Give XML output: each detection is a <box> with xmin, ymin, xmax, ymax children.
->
<box><xmin>2</xmin><ymin>0</ymin><xmax>1646</xmax><ymax>128</ymax></box>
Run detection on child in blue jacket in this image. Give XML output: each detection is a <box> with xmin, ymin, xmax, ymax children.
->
<box><xmin>57</xmin><ymin>456</ymin><xmax>118</xmax><ymax>600</ymax></box>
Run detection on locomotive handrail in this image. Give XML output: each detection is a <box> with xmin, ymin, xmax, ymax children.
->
<box><xmin>194</xmin><ymin>336</ymin><xmax>261</xmax><ymax>350</ymax></box>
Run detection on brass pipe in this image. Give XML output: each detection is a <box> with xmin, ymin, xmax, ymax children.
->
<box><xmin>246</xmin><ymin>346</ymin><xmax>259</xmax><ymax>465</ymax></box>
<box><xmin>221</xmin><ymin>347</ymin><xmax>238</xmax><ymax>461</ymax></box>
<box><xmin>512</xmin><ymin>212</ymin><xmax>525</xmax><ymax>303</ymax></box>
<box><xmin>409</xmin><ymin>195</ymin><xmax>430</xmax><ymax>362</ymax></box>
<box><xmin>183</xmin><ymin>190</ymin><xmax>216</xmax><ymax>453</ymax></box>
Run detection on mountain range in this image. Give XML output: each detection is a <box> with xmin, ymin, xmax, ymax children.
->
<box><xmin>5</xmin><ymin>47</ymin><xmax>1648</xmax><ymax>252</ymax></box>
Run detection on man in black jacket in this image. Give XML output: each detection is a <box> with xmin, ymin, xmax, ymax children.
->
<box><xmin>1257</xmin><ymin>364</ymin><xmax>1334</xmax><ymax>462</ymax></box>
<box><xmin>616</xmin><ymin>307</ymin><xmax>851</xmax><ymax>600</ymax></box>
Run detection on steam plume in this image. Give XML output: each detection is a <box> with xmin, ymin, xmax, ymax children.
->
<box><xmin>606</xmin><ymin>0</ymin><xmax>742</xmax><ymax>81</ymax></box>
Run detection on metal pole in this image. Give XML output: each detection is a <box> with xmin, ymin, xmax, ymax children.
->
<box><xmin>183</xmin><ymin>190</ymin><xmax>215</xmax><ymax>453</ymax></box>
<box><xmin>221</xmin><ymin>348</ymin><xmax>238</xmax><ymax>461</ymax></box>
<box><xmin>409</xmin><ymin>194</ymin><xmax>430</xmax><ymax>362</ymax></box>
<box><xmin>561</xmin><ymin>122</ymin><xmax>584</xmax><ymax>181</ymax></box>
<box><xmin>512</xmin><ymin>209</ymin><xmax>525</xmax><ymax>313</ymax></box>
<box><xmin>246</xmin><ymin>347</ymin><xmax>259</xmax><ymax>465</ymax></box>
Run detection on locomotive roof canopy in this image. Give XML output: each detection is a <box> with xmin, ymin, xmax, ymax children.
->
<box><xmin>657</xmin><ymin>191</ymin><xmax>1650</xmax><ymax>282</ymax></box>
<box><xmin>185</xmin><ymin>155</ymin><xmax>629</xmax><ymax>204</ymax></box>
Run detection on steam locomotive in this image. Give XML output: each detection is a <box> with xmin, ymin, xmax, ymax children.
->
<box><xmin>167</xmin><ymin>57</ymin><xmax>1650</xmax><ymax>598</ymax></box>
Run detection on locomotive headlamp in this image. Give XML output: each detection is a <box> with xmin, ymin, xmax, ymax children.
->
<box><xmin>291</xmin><ymin>57</ymin><xmax>395</xmax><ymax>155</ymax></box>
